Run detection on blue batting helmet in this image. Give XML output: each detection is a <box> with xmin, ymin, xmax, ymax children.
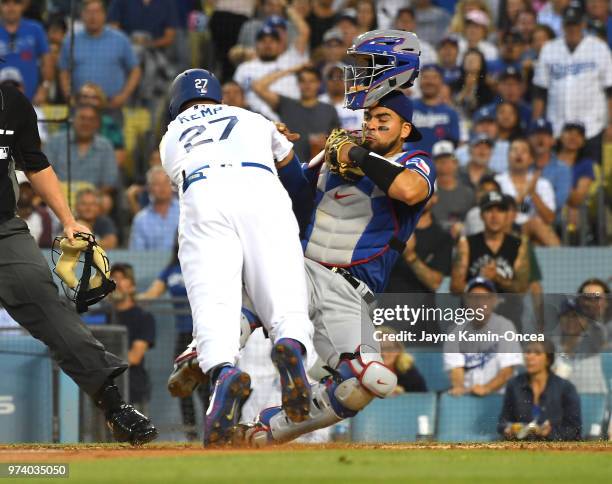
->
<box><xmin>344</xmin><ymin>29</ymin><xmax>421</xmax><ymax>110</ymax></box>
<box><xmin>168</xmin><ymin>69</ymin><xmax>222</xmax><ymax>120</ymax></box>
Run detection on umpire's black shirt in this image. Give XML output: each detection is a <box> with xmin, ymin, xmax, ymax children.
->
<box><xmin>0</xmin><ymin>85</ymin><xmax>50</xmax><ymax>223</ymax></box>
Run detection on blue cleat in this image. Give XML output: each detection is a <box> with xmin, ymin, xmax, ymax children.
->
<box><xmin>204</xmin><ymin>366</ymin><xmax>252</xmax><ymax>447</ymax></box>
<box><xmin>271</xmin><ymin>338</ymin><xmax>311</xmax><ymax>423</ymax></box>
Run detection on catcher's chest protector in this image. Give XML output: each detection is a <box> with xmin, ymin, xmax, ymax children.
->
<box><xmin>303</xmin><ymin>163</ymin><xmax>400</xmax><ymax>267</ymax></box>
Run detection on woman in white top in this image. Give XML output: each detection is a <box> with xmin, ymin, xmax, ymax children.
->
<box><xmin>495</xmin><ymin>138</ymin><xmax>560</xmax><ymax>246</ymax></box>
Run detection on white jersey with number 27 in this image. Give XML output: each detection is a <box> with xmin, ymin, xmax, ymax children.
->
<box><xmin>160</xmin><ymin>103</ymin><xmax>293</xmax><ymax>187</ymax></box>
<box><xmin>159</xmin><ymin>101</ymin><xmax>314</xmax><ymax>376</ymax></box>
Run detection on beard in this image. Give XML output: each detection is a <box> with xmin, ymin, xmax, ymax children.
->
<box><xmin>364</xmin><ymin>136</ymin><xmax>398</xmax><ymax>157</ymax></box>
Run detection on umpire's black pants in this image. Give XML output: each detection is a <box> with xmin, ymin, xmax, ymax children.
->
<box><xmin>0</xmin><ymin>217</ymin><xmax>127</xmax><ymax>396</ymax></box>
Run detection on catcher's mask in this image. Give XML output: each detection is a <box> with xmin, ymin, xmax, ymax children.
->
<box><xmin>52</xmin><ymin>233</ymin><xmax>116</xmax><ymax>313</ymax></box>
<box><xmin>344</xmin><ymin>30</ymin><xmax>421</xmax><ymax>110</ymax></box>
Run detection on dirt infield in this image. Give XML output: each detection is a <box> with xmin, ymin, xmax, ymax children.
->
<box><xmin>0</xmin><ymin>441</ymin><xmax>610</xmax><ymax>461</ymax></box>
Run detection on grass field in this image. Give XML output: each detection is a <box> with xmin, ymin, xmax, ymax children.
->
<box><xmin>1</xmin><ymin>443</ymin><xmax>611</xmax><ymax>483</ymax></box>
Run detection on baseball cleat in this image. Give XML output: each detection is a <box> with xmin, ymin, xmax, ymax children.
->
<box><xmin>204</xmin><ymin>367</ymin><xmax>252</xmax><ymax>447</ymax></box>
<box><xmin>168</xmin><ymin>347</ymin><xmax>208</xmax><ymax>398</ymax></box>
<box><xmin>230</xmin><ymin>407</ymin><xmax>282</xmax><ymax>448</ymax></box>
<box><xmin>271</xmin><ymin>339</ymin><xmax>311</xmax><ymax>423</ymax></box>
<box><xmin>106</xmin><ymin>404</ymin><xmax>159</xmax><ymax>446</ymax></box>
<box><xmin>230</xmin><ymin>421</ymin><xmax>272</xmax><ymax>448</ymax></box>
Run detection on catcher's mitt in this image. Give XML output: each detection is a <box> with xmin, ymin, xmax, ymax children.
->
<box><xmin>324</xmin><ymin>128</ymin><xmax>365</xmax><ymax>182</ymax></box>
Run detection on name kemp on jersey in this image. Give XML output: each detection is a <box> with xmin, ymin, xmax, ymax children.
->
<box><xmin>176</xmin><ymin>105</ymin><xmax>224</xmax><ymax>124</ymax></box>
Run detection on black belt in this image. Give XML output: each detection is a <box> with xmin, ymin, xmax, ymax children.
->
<box><xmin>328</xmin><ymin>266</ymin><xmax>376</xmax><ymax>305</ymax></box>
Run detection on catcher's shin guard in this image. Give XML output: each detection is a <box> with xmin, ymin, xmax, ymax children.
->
<box><xmin>241</xmin><ymin>347</ymin><xmax>397</xmax><ymax>446</ymax></box>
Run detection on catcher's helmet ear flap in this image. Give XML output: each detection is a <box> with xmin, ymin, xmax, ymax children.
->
<box><xmin>168</xmin><ymin>69</ymin><xmax>222</xmax><ymax>121</ymax></box>
<box><xmin>52</xmin><ymin>233</ymin><xmax>116</xmax><ymax>313</ymax></box>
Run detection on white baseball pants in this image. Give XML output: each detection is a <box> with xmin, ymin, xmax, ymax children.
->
<box><xmin>178</xmin><ymin>166</ymin><xmax>314</xmax><ymax>374</ymax></box>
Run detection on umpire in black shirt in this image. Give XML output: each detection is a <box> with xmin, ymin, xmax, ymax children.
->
<box><xmin>0</xmin><ymin>84</ymin><xmax>157</xmax><ymax>445</ymax></box>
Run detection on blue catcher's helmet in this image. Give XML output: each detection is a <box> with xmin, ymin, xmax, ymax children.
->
<box><xmin>344</xmin><ymin>30</ymin><xmax>421</xmax><ymax>110</ymax></box>
<box><xmin>168</xmin><ymin>69</ymin><xmax>222</xmax><ymax>120</ymax></box>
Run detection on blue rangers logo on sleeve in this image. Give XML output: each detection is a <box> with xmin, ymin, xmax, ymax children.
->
<box><xmin>406</xmin><ymin>157</ymin><xmax>431</xmax><ymax>176</ymax></box>
<box><xmin>398</xmin><ymin>152</ymin><xmax>436</xmax><ymax>198</ymax></box>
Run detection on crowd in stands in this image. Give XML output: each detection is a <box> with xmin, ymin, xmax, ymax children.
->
<box><xmin>3</xmin><ymin>0</ymin><xmax>612</xmax><ymax>441</ymax></box>
<box><xmin>3</xmin><ymin>0</ymin><xmax>610</xmax><ymax>250</ymax></box>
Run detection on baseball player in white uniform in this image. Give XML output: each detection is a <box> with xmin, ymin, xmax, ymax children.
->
<box><xmin>160</xmin><ymin>69</ymin><xmax>314</xmax><ymax>446</ymax></box>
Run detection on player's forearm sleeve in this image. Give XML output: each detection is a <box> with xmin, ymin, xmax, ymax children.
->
<box><xmin>349</xmin><ymin>146</ymin><xmax>403</xmax><ymax>194</ymax></box>
<box><xmin>278</xmin><ymin>153</ymin><xmax>314</xmax><ymax>235</ymax></box>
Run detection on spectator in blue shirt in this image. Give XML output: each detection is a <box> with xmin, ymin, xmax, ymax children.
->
<box><xmin>437</xmin><ymin>36</ymin><xmax>461</xmax><ymax>86</ymax></box>
<box><xmin>58</xmin><ymin>0</ymin><xmax>141</xmax><ymax>111</ymax></box>
<box><xmin>433</xmin><ymin>0</ymin><xmax>457</xmax><ymax>15</ymax></box>
<box><xmin>413</xmin><ymin>0</ymin><xmax>451</xmax><ymax>45</ymax></box>
<box><xmin>45</xmin><ymin>104</ymin><xmax>119</xmax><ymax>191</ymax></box>
<box><xmin>537</xmin><ymin>0</ymin><xmax>569</xmax><ymax>37</ymax></box>
<box><xmin>74</xmin><ymin>188</ymin><xmax>118</xmax><ymax>250</ymax></box>
<box><xmin>529</xmin><ymin>118</ymin><xmax>572</xmax><ymax>215</ymax></box>
<box><xmin>76</xmin><ymin>82</ymin><xmax>126</xmax><ymax>166</ymax></box>
<box><xmin>484</xmin><ymin>66</ymin><xmax>532</xmax><ymax>132</ymax></box>
<box><xmin>108</xmin><ymin>0</ymin><xmax>179</xmax><ymax>50</ymax></box>
<box><xmin>498</xmin><ymin>340</ymin><xmax>582</xmax><ymax>441</ymax></box>
<box><xmin>411</xmin><ymin>64</ymin><xmax>460</xmax><ymax>154</ymax></box>
<box><xmin>0</xmin><ymin>0</ymin><xmax>52</xmax><ymax>102</ymax></box>
<box><xmin>487</xmin><ymin>29</ymin><xmax>526</xmax><ymax>79</ymax></box>
<box><xmin>129</xmin><ymin>166</ymin><xmax>179</xmax><ymax>251</ymax></box>
<box><xmin>556</xmin><ymin>122</ymin><xmax>595</xmax><ymax>236</ymax></box>
<box><xmin>457</xmin><ymin>106</ymin><xmax>509</xmax><ymax>174</ymax></box>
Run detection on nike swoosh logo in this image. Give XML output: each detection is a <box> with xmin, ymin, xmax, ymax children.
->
<box><xmin>334</xmin><ymin>191</ymin><xmax>353</xmax><ymax>200</ymax></box>
<box><xmin>377</xmin><ymin>379</ymin><xmax>388</xmax><ymax>385</ymax></box>
<box><xmin>226</xmin><ymin>400</ymin><xmax>238</xmax><ymax>421</ymax></box>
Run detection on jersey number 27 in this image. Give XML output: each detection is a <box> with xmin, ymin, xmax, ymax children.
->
<box><xmin>179</xmin><ymin>116</ymin><xmax>238</xmax><ymax>153</ymax></box>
